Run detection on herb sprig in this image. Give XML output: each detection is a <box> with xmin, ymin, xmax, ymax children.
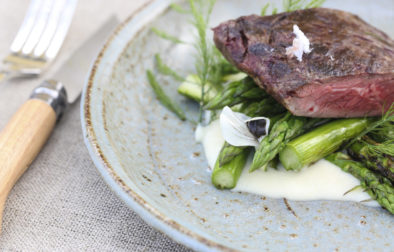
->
<box><xmin>260</xmin><ymin>0</ymin><xmax>325</xmax><ymax>17</ymax></box>
<box><xmin>188</xmin><ymin>0</ymin><xmax>217</xmax><ymax>122</ymax></box>
<box><xmin>151</xmin><ymin>27</ymin><xmax>186</xmax><ymax>44</ymax></box>
<box><xmin>283</xmin><ymin>0</ymin><xmax>325</xmax><ymax>12</ymax></box>
<box><xmin>146</xmin><ymin>70</ymin><xmax>186</xmax><ymax>121</ymax></box>
<box><xmin>346</xmin><ymin>104</ymin><xmax>394</xmax><ymax>149</ymax></box>
<box><xmin>170</xmin><ymin>3</ymin><xmax>190</xmax><ymax>14</ymax></box>
<box><xmin>365</xmin><ymin>139</ymin><xmax>394</xmax><ymax>157</ymax></box>
<box><xmin>155</xmin><ymin>54</ymin><xmax>184</xmax><ymax>82</ymax></box>
<box><xmin>260</xmin><ymin>3</ymin><xmax>270</xmax><ymax>16</ymax></box>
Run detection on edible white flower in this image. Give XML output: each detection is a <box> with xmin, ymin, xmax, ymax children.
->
<box><xmin>286</xmin><ymin>24</ymin><xmax>311</xmax><ymax>62</ymax></box>
<box><xmin>219</xmin><ymin>106</ymin><xmax>270</xmax><ymax>147</ymax></box>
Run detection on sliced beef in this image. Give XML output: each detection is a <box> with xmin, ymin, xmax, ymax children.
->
<box><xmin>213</xmin><ymin>8</ymin><xmax>394</xmax><ymax>118</ymax></box>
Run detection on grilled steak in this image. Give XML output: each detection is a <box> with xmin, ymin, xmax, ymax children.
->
<box><xmin>213</xmin><ymin>8</ymin><xmax>394</xmax><ymax>117</ymax></box>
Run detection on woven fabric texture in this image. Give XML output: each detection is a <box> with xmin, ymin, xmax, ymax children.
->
<box><xmin>0</xmin><ymin>0</ymin><xmax>191</xmax><ymax>251</ymax></box>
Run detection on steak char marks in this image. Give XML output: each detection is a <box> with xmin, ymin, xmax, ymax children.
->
<box><xmin>213</xmin><ymin>8</ymin><xmax>394</xmax><ymax>118</ymax></box>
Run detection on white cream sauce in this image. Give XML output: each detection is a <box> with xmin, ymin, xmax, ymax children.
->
<box><xmin>196</xmin><ymin>120</ymin><xmax>378</xmax><ymax>206</ymax></box>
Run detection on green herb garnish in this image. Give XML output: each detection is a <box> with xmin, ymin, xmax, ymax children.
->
<box><xmin>155</xmin><ymin>54</ymin><xmax>184</xmax><ymax>82</ymax></box>
<box><xmin>170</xmin><ymin>3</ymin><xmax>190</xmax><ymax>14</ymax></box>
<box><xmin>346</xmin><ymin>104</ymin><xmax>394</xmax><ymax>148</ymax></box>
<box><xmin>260</xmin><ymin>3</ymin><xmax>270</xmax><ymax>16</ymax></box>
<box><xmin>188</xmin><ymin>0</ymin><xmax>217</xmax><ymax>122</ymax></box>
<box><xmin>146</xmin><ymin>70</ymin><xmax>186</xmax><ymax>121</ymax></box>
<box><xmin>366</xmin><ymin>140</ymin><xmax>394</xmax><ymax>157</ymax></box>
<box><xmin>283</xmin><ymin>0</ymin><xmax>326</xmax><ymax>12</ymax></box>
<box><xmin>304</xmin><ymin>0</ymin><xmax>326</xmax><ymax>8</ymax></box>
<box><xmin>151</xmin><ymin>27</ymin><xmax>186</xmax><ymax>44</ymax></box>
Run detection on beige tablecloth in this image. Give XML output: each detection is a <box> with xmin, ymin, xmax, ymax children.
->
<box><xmin>0</xmin><ymin>0</ymin><xmax>190</xmax><ymax>251</ymax></box>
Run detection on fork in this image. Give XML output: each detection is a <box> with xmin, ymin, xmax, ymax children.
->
<box><xmin>0</xmin><ymin>0</ymin><xmax>78</xmax><ymax>82</ymax></box>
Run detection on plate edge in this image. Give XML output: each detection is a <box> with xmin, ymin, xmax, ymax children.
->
<box><xmin>80</xmin><ymin>1</ymin><xmax>237</xmax><ymax>251</ymax></box>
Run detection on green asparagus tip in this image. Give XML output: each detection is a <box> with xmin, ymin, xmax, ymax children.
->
<box><xmin>326</xmin><ymin>152</ymin><xmax>394</xmax><ymax>214</ymax></box>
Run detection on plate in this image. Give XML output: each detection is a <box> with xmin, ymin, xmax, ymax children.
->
<box><xmin>81</xmin><ymin>0</ymin><xmax>394</xmax><ymax>251</ymax></box>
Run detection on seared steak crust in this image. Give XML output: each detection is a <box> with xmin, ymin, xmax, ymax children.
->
<box><xmin>213</xmin><ymin>8</ymin><xmax>394</xmax><ymax>117</ymax></box>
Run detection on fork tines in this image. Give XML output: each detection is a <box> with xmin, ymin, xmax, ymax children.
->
<box><xmin>3</xmin><ymin>0</ymin><xmax>77</xmax><ymax>77</ymax></box>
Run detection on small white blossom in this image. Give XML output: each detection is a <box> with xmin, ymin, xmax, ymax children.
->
<box><xmin>286</xmin><ymin>24</ymin><xmax>311</xmax><ymax>62</ymax></box>
<box><xmin>219</xmin><ymin>106</ymin><xmax>270</xmax><ymax>147</ymax></box>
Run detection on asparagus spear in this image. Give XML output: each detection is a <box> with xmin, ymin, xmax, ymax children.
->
<box><xmin>204</xmin><ymin>77</ymin><xmax>268</xmax><ymax>110</ymax></box>
<box><xmin>218</xmin><ymin>109</ymin><xmax>285</xmax><ymax>168</ymax></box>
<box><xmin>210</xmin><ymin>51</ymin><xmax>241</xmax><ymax>80</ymax></box>
<box><xmin>213</xmin><ymin>96</ymin><xmax>286</xmax><ymax>186</ymax></box>
<box><xmin>178</xmin><ymin>73</ymin><xmax>282</xmax><ymax>167</ymax></box>
<box><xmin>250</xmin><ymin>113</ymin><xmax>320</xmax><ymax>172</ymax></box>
<box><xmin>240</xmin><ymin>97</ymin><xmax>286</xmax><ymax>117</ymax></box>
<box><xmin>326</xmin><ymin>152</ymin><xmax>394</xmax><ymax>214</ymax></box>
<box><xmin>178</xmin><ymin>74</ymin><xmax>285</xmax><ymax>119</ymax></box>
<box><xmin>177</xmin><ymin>74</ymin><xmax>245</xmax><ymax>103</ymax></box>
<box><xmin>218</xmin><ymin>143</ymin><xmax>246</xmax><ymax>166</ymax></box>
<box><xmin>279</xmin><ymin>118</ymin><xmax>372</xmax><ymax>171</ymax></box>
<box><xmin>177</xmin><ymin>74</ymin><xmax>217</xmax><ymax>102</ymax></box>
<box><xmin>179</xmin><ymin>73</ymin><xmax>287</xmax><ymax>176</ymax></box>
<box><xmin>218</xmin><ymin>112</ymin><xmax>284</xmax><ymax>168</ymax></box>
<box><xmin>221</xmin><ymin>72</ymin><xmax>247</xmax><ymax>82</ymax></box>
<box><xmin>212</xmin><ymin>146</ymin><xmax>250</xmax><ymax>189</ymax></box>
<box><xmin>348</xmin><ymin>139</ymin><xmax>394</xmax><ymax>183</ymax></box>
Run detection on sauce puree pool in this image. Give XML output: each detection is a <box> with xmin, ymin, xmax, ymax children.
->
<box><xmin>196</xmin><ymin>120</ymin><xmax>378</xmax><ymax>206</ymax></box>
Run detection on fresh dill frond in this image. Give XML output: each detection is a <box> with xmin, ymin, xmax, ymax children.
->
<box><xmin>146</xmin><ymin>70</ymin><xmax>186</xmax><ymax>121</ymax></box>
<box><xmin>260</xmin><ymin>3</ymin><xmax>282</xmax><ymax>16</ymax></box>
<box><xmin>261</xmin><ymin>3</ymin><xmax>270</xmax><ymax>16</ymax></box>
<box><xmin>346</xmin><ymin>104</ymin><xmax>394</xmax><ymax>148</ymax></box>
<box><xmin>261</xmin><ymin>0</ymin><xmax>325</xmax><ymax>17</ymax></box>
<box><xmin>304</xmin><ymin>0</ymin><xmax>326</xmax><ymax>8</ymax></box>
<box><xmin>151</xmin><ymin>27</ymin><xmax>186</xmax><ymax>44</ymax></box>
<box><xmin>283</xmin><ymin>0</ymin><xmax>304</xmax><ymax>12</ymax></box>
<box><xmin>170</xmin><ymin>3</ymin><xmax>189</xmax><ymax>14</ymax></box>
<box><xmin>366</xmin><ymin>140</ymin><xmax>394</xmax><ymax>157</ymax></box>
<box><xmin>208</xmin><ymin>47</ymin><xmax>240</xmax><ymax>87</ymax></box>
<box><xmin>283</xmin><ymin>0</ymin><xmax>325</xmax><ymax>12</ymax></box>
<box><xmin>188</xmin><ymin>0</ymin><xmax>217</xmax><ymax>122</ymax></box>
<box><xmin>155</xmin><ymin>54</ymin><xmax>184</xmax><ymax>82</ymax></box>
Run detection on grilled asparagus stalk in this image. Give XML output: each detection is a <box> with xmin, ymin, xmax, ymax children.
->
<box><xmin>204</xmin><ymin>77</ymin><xmax>268</xmax><ymax>110</ymax></box>
<box><xmin>279</xmin><ymin>118</ymin><xmax>372</xmax><ymax>171</ymax></box>
<box><xmin>250</xmin><ymin>113</ymin><xmax>321</xmax><ymax>172</ymax></box>
<box><xmin>212</xmin><ymin>147</ymin><xmax>250</xmax><ymax>189</ymax></box>
<box><xmin>348</xmin><ymin>139</ymin><xmax>394</xmax><ymax>183</ymax></box>
<box><xmin>326</xmin><ymin>152</ymin><xmax>394</xmax><ymax>214</ymax></box>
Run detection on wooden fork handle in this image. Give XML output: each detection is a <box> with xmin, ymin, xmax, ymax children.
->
<box><xmin>0</xmin><ymin>80</ymin><xmax>67</xmax><ymax>232</ymax></box>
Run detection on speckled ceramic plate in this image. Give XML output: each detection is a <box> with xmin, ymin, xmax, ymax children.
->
<box><xmin>81</xmin><ymin>0</ymin><xmax>394</xmax><ymax>251</ymax></box>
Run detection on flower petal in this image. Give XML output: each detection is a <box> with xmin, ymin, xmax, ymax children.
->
<box><xmin>220</xmin><ymin>106</ymin><xmax>259</xmax><ymax>147</ymax></box>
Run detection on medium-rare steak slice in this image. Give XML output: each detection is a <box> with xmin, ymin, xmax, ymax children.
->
<box><xmin>213</xmin><ymin>8</ymin><xmax>394</xmax><ymax>118</ymax></box>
